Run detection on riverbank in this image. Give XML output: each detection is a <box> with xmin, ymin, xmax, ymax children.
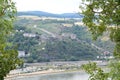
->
<box><xmin>5</xmin><ymin>70</ymin><xmax>62</xmax><ymax>79</ymax></box>
<box><xmin>5</xmin><ymin>69</ymin><xmax>84</xmax><ymax>80</ymax></box>
<box><xmin>5</xmin><ymin>61</ymin><xmax>107</xmax><ymax>80</ymax></box>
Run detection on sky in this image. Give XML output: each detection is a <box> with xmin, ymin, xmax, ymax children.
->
<box><xmin>13</xmin><ymin>0</ymin><xmax>82</xmax><ymax>14</ymax></box>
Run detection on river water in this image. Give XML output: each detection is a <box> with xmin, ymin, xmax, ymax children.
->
<box><xmin>12</xmin><ymin>71</ymin><xmax>89</xmax><ymax>80</ymax></box>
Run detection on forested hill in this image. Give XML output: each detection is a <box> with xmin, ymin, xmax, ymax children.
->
<box><xmin>10</xmin><ymin>14</ymin><xmax>114</xmax><ymax>62</ymax></box>
<box><xmin>17</xmin><ymin>11</ymin><xmax>83</xmax><ymax>18</ymax></box>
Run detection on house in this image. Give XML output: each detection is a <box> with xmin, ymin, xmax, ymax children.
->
<box><xmin>23</xmin><ymin>33</ymin><xmax>36</xmax><ymax>37</ymax></box>
<box><xmin>61</xmin><ymin>33</ymin><xmax>76</xmax><ymax>39</ymax></box>
<box><xmin>18</xmin><ymin>51</ymin><xmax>26</xmax><ymax>57</ymax></box>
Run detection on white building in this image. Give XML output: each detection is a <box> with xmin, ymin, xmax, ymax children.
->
<box><xmin>23</xmin><ymin>33</ymin><xmax>36</xmax><ymax>37</ymax></box>
<box><xmin>18</xmin><ymin>51</ymin><xmax>25</xmax><ymax>57</ymax></box>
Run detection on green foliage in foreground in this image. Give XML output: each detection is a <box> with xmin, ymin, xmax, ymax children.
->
<box><xmin>80</xmin><ymin>0</ymin><xmax>120</xmax><ymax>58</ymax></box>
<box><xmin>80</xmin><ymin>0</ymin><xmax>120</xmax><ymax>80</ymax></box>
<box><xmin>82</xmin><ymin>62</ymin><xmax>109</xmax><ymax>80</ymax></box>
<box><xmin>0</xmin><ymin>0</ymin><xmax>22</xmax><ymax>79</ymax></box>
<box><xmin>82</xmin><ymin>60</ymin><xmax>120</xmax><ymax>80</ymax></box>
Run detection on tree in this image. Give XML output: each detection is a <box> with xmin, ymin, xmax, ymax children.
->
<box><xmin>0</xmin><ymin>0</ymin><xmax>22</xmax><ymax>79</ymax></box>
<box><xmin>80</xmin><ymin>0</ymin><xmax>120</xmax><ymax>57</ymax></box>
<box><xmin>80</xmin><ymin>0</ymin><xmax>120</xmax><ymax>80</ymax></box>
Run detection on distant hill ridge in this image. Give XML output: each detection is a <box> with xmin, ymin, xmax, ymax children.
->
<box><xmin>17</xmin><ymin>11</ymin><xmax>83</xmax><ymax>18</ymax></box>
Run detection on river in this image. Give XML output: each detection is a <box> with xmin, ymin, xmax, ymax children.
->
<box><xmin>10</xmin><ymin>71</ymin><xmax>89</xmax><ymax>80</ymax></box>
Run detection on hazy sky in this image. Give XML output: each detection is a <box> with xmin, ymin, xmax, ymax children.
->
<box><xmin>13</xmin><ymin>0</ymin><xmax>81</xmax><ymax>14</ymax></box>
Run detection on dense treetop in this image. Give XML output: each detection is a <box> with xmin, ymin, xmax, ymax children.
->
<box><xmin>81</xmin><ymin>0</ymin><xmax>120</xmax><ymax>80</ymax></box>
<box><xmin>81</xmin><ymin>0</ymin><xmax>120</xmax><ymax>58</ymax></box>
<box><xmin>0</xmin><ymin>0</ymin><xmax>22</xmax><ymax>79</ymax></box>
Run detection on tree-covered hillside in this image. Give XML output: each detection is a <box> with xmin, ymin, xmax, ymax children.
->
<box><xmin>10</xmin><ymin>16</ymin><xmax>114</xmax><ymax>62</ymax></box>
